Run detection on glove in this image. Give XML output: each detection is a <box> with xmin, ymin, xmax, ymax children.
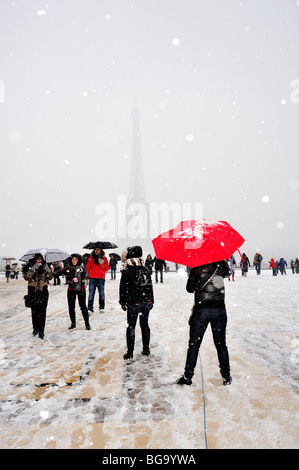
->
<box><xmin>121</xmin><ymin>304</ymin><xmax>127</xmax><ymax>311</ymax></box>
<box><xmin>73</xmin><ymin>277</ymin><xmax>78</xmax><ymax>283</ymax></box>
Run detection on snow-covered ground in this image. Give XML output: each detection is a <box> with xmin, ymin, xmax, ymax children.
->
<box><xmin>0</xmin><ymin>268</ymin><xmax>298</xmax><ymax>449</ymax></box>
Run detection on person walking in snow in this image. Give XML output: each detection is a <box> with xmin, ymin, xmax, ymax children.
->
<box><xmin>253</xmin><ymin>252</ymin><xmax>263</xmax><ymax>275</ymax></box>
<box><xmin>269</xmin><ymin>258</ymin><xmax>277</xmax><ymax>276</ymax></box>
<box><xmin>145</xmin><ymin>254</ymin><xmax>154</xmax><ymax>275</ymax></box>
<box><xmin>177</xmin><ymin>260</ymin><xmax>232</xmax><ymax>386</ymax></box>
<box><xmin>153</xmin><ymin>257</ymin><xmax>167</xmax><ymax>283</ymax></box>
<box><xmin>119</xmin><ymin>246</ymin><xmax>154</xmax><ymax>360</ymax></box>
<box><xmin>23</xmin><ymin>253</ymin><xmax>53</xmax><ymax>339</ymax></box>
<box><xmin>279</xmin><ymin>257</ymin><xmax>287</xmax><ymax>275</ymax></box>
<box><xmin>54</xmin><ymin>254</ymin><xmax>90</xmax><ymax>330</ymax></box>
<box><xmin>109</xmin><ymin>254</ymin><xmax>118</xmax><ymax>280</ymax></box>
<box><xmin>86</xmin><ymin>248</ymin><xmax>109</xmax><ymax>312</ymax></box>
<box><xmin>240</xmin><ymin>253</ymin><xmax>250</xmax><ymax>277</ymax></box>
<box><xmin>5</xmin><ymin>264</ymin><xmax>11</xmax><ymax>283</ymax></box>
<box><xmin>290</xmin><ymin>259</ymin><xmax>295</xmax><ymax>274</ymax></box>
<box><xmin>228</xmin><ymin>255</ymin><xmax>236</xmax><ymax>281</ymax></box>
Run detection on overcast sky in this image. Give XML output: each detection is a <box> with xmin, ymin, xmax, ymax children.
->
<box><xmin>1</xmin><ymin>0</ymin><xmax>299</xmax><ymax>264</ymax></box>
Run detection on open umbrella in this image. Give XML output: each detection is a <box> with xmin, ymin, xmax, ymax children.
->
<box><xmin>152</xmin><ymin>219</ymin><xmax>245</xmax><ymax>268</ymax></box>
<box><xmin>109</xmin><ymin>252</ymin><xmax>121</xmax><ymax>261</ymax></box>
<box><xmin>83</xmin><ymin>241</ymin><xmax>118</xmax><ymax>250</ymax></box>
<box><xmin>20</xmin><ymin>248</ymin><xmax>70</xmax><ymax>263</ymax></box>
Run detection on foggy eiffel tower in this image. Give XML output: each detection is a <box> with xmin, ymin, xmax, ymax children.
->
<box><xmin>126</xmin><ymin>104</ymin><xmax>151</xmax><ymax>248</ymax></box>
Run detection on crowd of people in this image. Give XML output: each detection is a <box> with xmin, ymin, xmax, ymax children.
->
<box><xmin>2</xmin><ymin>247</ymin><xmax>298</xmax><ymax>387</ymax></box>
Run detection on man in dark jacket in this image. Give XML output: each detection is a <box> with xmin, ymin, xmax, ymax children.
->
<box><xmin>119</xmin><ymin>246</ymin><xmax>154</xmax><ymax>360</ymax></box>
<box><xmin>177</xmin><ymin>260</ymin><xmax>232</xmax><ymax>386</ymax></box>
<box><xmin>153</xmin><ymin>257</ymin><xmax>166</xmax><ymax>283</ymax></box>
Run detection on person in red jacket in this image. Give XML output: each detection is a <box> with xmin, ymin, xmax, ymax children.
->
<box><xmin>269</xmin><ymin>258</ymin><xmax>277</xmax><ymax>276</ymax></box>
<box><xmin>86</xmin><ymin>248</ymin><xmax>109</xmax><ymax>312</ymax></box>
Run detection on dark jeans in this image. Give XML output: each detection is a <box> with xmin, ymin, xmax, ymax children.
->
<box><xmin>88</xmin><ymin>278</ymin><xmax>105</xmax><ymax>310</ymax></box>
<box><xmin>126</xmin><ymin>302</ymin><xmax>153</xmax><ymax>353</ymax></box>
<box><xmin>155</xmin><ymin>269</ymin><xmax>163</xmax><ymax>282</ymax></box>
<box><xmin>29</xmin><ymin>287</ymin><xmax>49</xmax><ymax>335</ymax></box>
<box><xmin>67</xmin><ymin>289</ymin><xmax>89</xmax><ymax>326</ymax></box>
<box><xmin>111</xmin><ymin>269</ymin><xmax>116</xmax><ymax>279</ymax></box>
<box><xmin>184</xmin><ymin>306</ymin><xmax>230</xmax><ymax>379</ymax></box>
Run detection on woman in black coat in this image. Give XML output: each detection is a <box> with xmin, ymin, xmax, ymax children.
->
<box><xmin>119</xmin><ymin>246</ymin><xmax>154</xmax><ymax>359</ymax></box>
<box><xmin>23</xmin><ymin>253</ymin><xmax>53</xmax><ymax>339</ymax></box>
<box><xmin>177</xmin><ymin>260</ymin><xmax>232</xmax><ymax>386</ymax></box>
<box><xmin>55</xmin><ymin>254</ymin><xmax>90</xmax><ymax>330</ymax></box>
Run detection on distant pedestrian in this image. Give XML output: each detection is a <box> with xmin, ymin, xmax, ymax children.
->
<box><xmin>13</xmin><ymin>264</ymin><xmax>20</xmax><ymax>280</ymax></box>
<box><xmin>145</xmin><ymin>254</ymin><xmax>154</xmax><ymax>275</ymax></box>
<box><xmin>23</xmin><ymin>253</ymin><xmax>53</xmax><ymax>339</ymax></box>
<box><xmin>55</xmin><ymin>254</ymin><xmax>90</xmax><ymax>330</ymax></box>
<box><xmin>269</xmin><ymin>258</ymin><xmax>277</xmax><ymax>276</ymax></box>
<box><xmin>109</xmin><ymin>254</ymin><xmax>118</xmax><ymax>280</ymax></box>
<box><xmin>228</xmin><ymin>255</ymin><xmax>236</xmax><ymax>281</ymax></box>
<box><xmin>86</xmin><ymin>248</ymin><xmax>109</xmax><ymax>312</ymax></box>
<box><xmin>177</xmin><ymin>260</ymin><xmax>232</xmax><ymax>386</ymax></box>
<box><xmin>253</xmin><ymin>252</ymin><xmax>263</xmax><ymax>275</ymax></box>
<box><xmin>119</xmin><ymin>246</ymin><xmax>154</xmax><ymax>360</ymax></box>
<box><xmin>290</xmin><ymin>260</ymin><xmax>295</xmax><ymax>274</ymax></box>
<box><xmin>5</xmin><ymin>264</ymin><xmax>11</xmax><ymax>283</ymax></box>
<box><xmin>53</xmin><ymin>262</ymin><xmax>61</xmax><ymax>285</ymax></box>
<box><xmin>279</xmin><ymin>258</ymin><xmax>287</xmax><ymax>275</ymax></box>
<box><xmin>240</xmin><ymin>253</ymin><xmax>250</xmax><ymax>277</ymax></box>
<box><xmin>153</xmin><ymin>257</ymin><xmax>166</xmax><ymax>283</ymax></box>
<box><xmin>295</xmin><ymin>258</ymin><xmax>299</xmax><ymax>274</ymax></box>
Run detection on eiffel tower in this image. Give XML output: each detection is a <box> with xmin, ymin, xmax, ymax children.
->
<box><xmin>126</xmin><ymin>104</ymin><xmax>151</xmax><ymax>250</ymax></box>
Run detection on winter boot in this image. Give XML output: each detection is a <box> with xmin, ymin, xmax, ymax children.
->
<box><xmin>223</xmin><ymin>375</ymin><xmax>232</xmax><ymax>386</ymax></box>
<box><xmin>124</xmin><ymin>329</ymin><xmax>135</xmax><ymax>360</ymax></box>
<box><xmin>141</xmin><ymin>328</ymin><xmax>150</xmax><ymax>356</ymax></box>
<box><xmin>177</xmin><ymin>375</ymin><xmax>192</xmax><ymax>386</ymax></box>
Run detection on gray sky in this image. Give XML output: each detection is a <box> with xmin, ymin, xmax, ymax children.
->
<box><xmin>1</xmin><ymin>0</ymin><xmax>299</xmax><ymax>264</ymax></box>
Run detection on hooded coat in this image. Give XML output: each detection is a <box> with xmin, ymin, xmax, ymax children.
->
<box><xmin>119</xmin><ymin>246</ymin><xmax>154</xmax><ymax>308</ymax></box>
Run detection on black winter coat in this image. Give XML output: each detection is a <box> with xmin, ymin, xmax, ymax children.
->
<box><xmin>153</xmin><ymin>258</ymin><xmax>166</xmax><ymax>271</ymax></box>
<box><xmin>119</xmin><ymin>258</ymin><xmax>154</xmax><ymax>308</ymax></box>
<box><xmin>186</xmin><ymin>261</ymin><xmax>230</xmax><ymax>307</ymax></box>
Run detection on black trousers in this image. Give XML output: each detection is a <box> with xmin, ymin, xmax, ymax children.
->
<box><xmin>184</xmin><ymin>306</ymin><xmax>230</xmax><ymax>380</ymax></box>
<box><xmin>67</xmin><ymin>289</ymin><xmax>89</xmax><ymax>326</ymax></box>
<box><xmin>29</xmin><ymin>287</ymin><xmax>49</xmax><ymax>335</ymax></box>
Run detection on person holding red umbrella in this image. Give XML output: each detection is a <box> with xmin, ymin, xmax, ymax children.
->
<box><xmin>152</xmin><ymin>219</ymin><xmax>244</xmax><ymax>386</ymax></box>
<box><xmin>177</xmin><ymin>259</ymin><xmax>232</xmax><ymax>386</ymax></box>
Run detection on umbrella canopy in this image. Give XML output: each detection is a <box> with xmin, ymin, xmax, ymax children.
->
<box><xmin>109</xmin><ymin>252</ymin><xmax>121</xmax><ymax>261</ymax></box>
<box><xmin>2</xmin><ymin>257</ymin><xmax>16</xmax><ymax>261</ymax></box>
<box><xmin>152</xmin><ymin>219</ymin><xmax>245</xmax><ymax>268</ymax></box>
<box><xmin>83</xmin><ymin>241</ymin><xmax>118</xmax><ymax>250</ymax></box>
<box><xmin>20</xmin><ymin>248</ymin><xmax>70</xmax><ymax>263</ymax></box>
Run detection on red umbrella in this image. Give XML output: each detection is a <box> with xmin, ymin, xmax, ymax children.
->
<box><xmin>152</xmin><ymin>219</ymin><xmax>245</xmax><ymax>268</ymax></box>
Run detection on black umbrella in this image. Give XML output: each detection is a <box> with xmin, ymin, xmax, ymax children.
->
<box><xmin>83</xmin><ymin>241</ymin><xmax>118</xmax><ymax>250</ymax></box>
<box><xmin>109</xmin><ymin>252</ymin><xmax>121</xmax><ymax>261</ymax></box>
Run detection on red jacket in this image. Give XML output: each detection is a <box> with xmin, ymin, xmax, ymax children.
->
<box><xmin>86</xmin><ymin>256</ymin><xmax>109</xmax><ymax>279</ymax></box>
<box><xmin>269</xmin><ymin>258</ymin><xmax>276</xmax><ymax>269</ymax></box>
